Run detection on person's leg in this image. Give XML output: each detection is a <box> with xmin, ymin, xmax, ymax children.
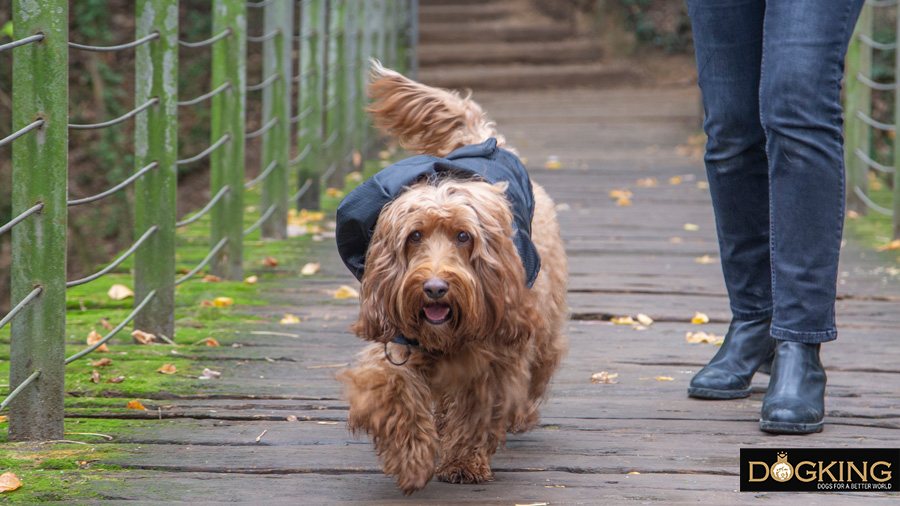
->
<box><xmin>685</xmin><ymin>0</ymin><xmax>775</xmax><ymax>400</ymax></box>
<box><xmin>758</xmin><ymin>0</ymin><xmax>865</xmax><ymax>433</ymax></box>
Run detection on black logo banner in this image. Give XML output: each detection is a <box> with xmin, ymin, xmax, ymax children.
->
<box><xmin>740</xmin><ymin>448</ymin><xmax>899</xmax><ymax>492</ymax></box>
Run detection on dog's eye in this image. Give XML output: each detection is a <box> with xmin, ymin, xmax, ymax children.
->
<box><xmin>408</xmin><ymin>230</ymin><xmax>422</xmax><ymax>243</ymax></box>
<box><xmin>456</xmin><ymin>231</ymin><xmax>471</xmax><ymax>243</ymax></box>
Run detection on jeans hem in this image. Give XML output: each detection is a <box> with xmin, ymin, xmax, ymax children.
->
<box><xmin>731</xmin><ymin>306</ymin><xmax>773</xmax><ymax>320</ymax></box>
<box><xmin>770</xmin><ymin>324</ymin><xmax>837</xmax><ymax>343</ymax></box>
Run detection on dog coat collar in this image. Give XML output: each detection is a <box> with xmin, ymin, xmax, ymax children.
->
<box><xmin>335</xmin><ymin>138</ymin><xmax>542</xmax><ymax>288</ymax></box>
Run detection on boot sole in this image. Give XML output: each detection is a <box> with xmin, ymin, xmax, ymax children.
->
<box><xmin>687</xmin><ymin>386</ymin><xmax>751</xmax><ymax>400</ymax></box>
<box><xmin>759</xmin><ymin>419</ymin><xmax>824</xmax><ymax>434</ymax></box>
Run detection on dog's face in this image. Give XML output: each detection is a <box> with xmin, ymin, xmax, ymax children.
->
<box><xmin>351</xmin><ymin>179</ymin><xmax>533</xmax><ymax>352</ymax></box>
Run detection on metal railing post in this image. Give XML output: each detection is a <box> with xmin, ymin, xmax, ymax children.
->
<box><xmin>134</xmin><ymin>0</ymin><xmax>178</xmax><ymax>340</ymax></box>
<box><xmin>293</xmin><ymin>0</ymin><xmax>325</xmax><ymax>210</ymax></box>
<box><xmin>260</xmin><ymin>0</ymin><xmax>293</xmax><ymax>239</ymax></box>
<box><xmin>845</xmin><ymin>4</ymin><xmax>872</xmax><ymax>215</ymax></box>
<box><xmin>323</xmin><ymin>0</ymin><xmax>346</xmax><ymax>189</ymax></box>
<box><xmin>9</xmin><ymin>0</ymin><xmax>69</xmax><ymax>441</ymax></box>
<box><xmin>211</xmin><ymin>0</ymin><xmax>247</xmax><ymax>279</ymax></box>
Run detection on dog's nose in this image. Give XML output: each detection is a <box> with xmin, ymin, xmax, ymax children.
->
<box><xmin>423</xmin><ymin>277</ymin><xmax>449</xmax><ymax>299</ymax></box>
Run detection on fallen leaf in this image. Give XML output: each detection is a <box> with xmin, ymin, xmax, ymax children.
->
<box><xmin>379</xmin><ymin>150</ymin><xmax>391</xmax><ymax>160</ymax></box>
<box><xmin>544</xmin><ymin>156</ymin><xmax>562</xmax><ymax>169</ymax></box>
<box><xmin>616</xmin><ymin>197</ymin><xmax>632</xmax><ymax>207</ymax></box>
<box><xmin>199</xmin><ymin>368</ymin><xmax>221</xmax><ymax>380</ymax></box>
<box><xmin>636</xmin><ymin>313</ymin><xmax>654</xmax><ymax>326</ymax></box>
<box><xmin>591</xmin><ymin>371</ymin><xmax>618</xmax><ymax>384</ymax></box>
<box><xmin>0</xmin><ymin>416</ymin><xmax>6</xmax><ymax>423</ymax></box>
<box><xmin>669</xmin><ymin>175</ymin><xmax>683</xmax><ymax>185</ymax></box>
<box><xmin>243</xmin><ymin>275</ymin><xmax>258</xmax><ymax>285</ymax></box>
<box><xmin>334</xmin><ymin>285</ymin><xmax>359</xmax><ymax>299</ymax></box>
<box><xmin>157</xmin><ymin>364</ymin><xmax>177</xmax><ymax>374</ymax></box>
<box><xmin>326</xmin><ymin>187</ymin><xmax>345</xmax><ymax>198</ymax></box>
<box><xmin>610</xmin><ymin>316</ymin><xmax>635</xmax><ymax>325</ymax></box>
<box><xmin>126</xmin><ymin>400</ymin><xmax>147</xmax><ymax>410</ymax></box>
<box><xmin>683</xmin><ymin>223</ymin><xmax>700</xmax><ymax>232</ymax></box>
<box><xmin>695</xmin><ymin>254</ymin><xmax>717</xmax><ymax>264</ymax></box>
<box><xmin>263</xmin><ymin>256</ymin><xmax>279</xmax><ymax>267</ymax></box>
<box><xmin>280</xmin><ymin>314</ymin><xmax>301</xmax><ymax>324</ymax></box>
<box><xmin>200</xmin><ymin>300</ymin><xmax>214</xmax><ymax>307</ymax></box>
<box><xmin>636</xmin><ymin>177</ymin><xmax>658</xmax><ymax>187</ymax></box>
<box><xmin>300</xmin><ymin>262</ymin><xmax>320</xmax><ymax>275</ymax></box>
<box><xmin>317</xmin><ymin>421</ymin><xmax>338</xmax><ymax>425</ymax></box>
<box><xmin>87</xmin><ymin>330</ymin><xmax>110</xmax><ymax>353</ymax></box>
<box><xmin>213</xmin><ymin>297</ymin><xmax>234</xmax><ymax>307</ymax></box>
<box><xmin>202</xmin><ymin>274</ymin><xmax>223</xmax><ymax>283</ymax></box>
<box><xmin>691</xmin><ymin>312</ymin><xmax>710</xmax><ymax>324</ymax></box>
<box><xmin>669</xmin><ymin>237</ymin><xmax>683</xmax><ymax>243</ymax></box>
<box><xmin>348</xmin><ymin>171</ymin><xmax>363</xmax><ymax>182</ymax></box>
<box><xmin>655</xmin><ymin>376</ymin><xmax>675</xmax><ymax>381</ymax></box>
<box><xmin>609</xmin><ymin>189</ymin><xmax>633</xmax><ymax>200</ymax></box>
<box><xmin>696</xmin><ymin>181</ymin><xmax>709</xmax><ymax>190</ymax></box>
<box><xmin>107</xmin><ymin>284</ymin><xmax>134</xmax><ymax>300</ymax></box>
<box><xmin>876</xmin><ymin>239</ymin><xmax>900</xmax><ymax>252</ymax></box>
<box><xmin>686</xmin><ymin>331</ymin><xmax>720</xmax><ymax>344</ymax></box>
<box><xmin>205</xmin><ymin>337</ymin><xmax>220</xmax><ymax>347</ymax></box>
<box><xmin>90</xmin><ymin>370</ymin><xmax>100</xmax><ymax>384</ymax></box>
<box><xmin>351</xmin><ymin>151</ymin><xmax>362</xmax><ymax>168</ymax></box>
<box><xmin>131</xmin><ymin>330</ymin><xmax>156</xmax><ymax>345</ymax></box>
<box><xmin>0</xmin><ymin>472</ymin><xmax>23</xmax><ymax>493</ymax></box>
<box><xmin>105</xmin><ymin>376</ymin><xmax>125</xmax><ymax>383</ymax></box>
<box><xmin>99</xmin><ymin>318</ymin><xmax>114</xmax><ymax>330</ymax></box>
<box><xmin>627</xmin><ymin>471</ymin><xmax>641</xmax><ymax>475</ymax></box>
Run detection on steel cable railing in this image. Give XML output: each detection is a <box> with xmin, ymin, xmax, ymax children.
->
<box><xmin>243</xmin><ymin>204</ymin><xmax>277</xmax><ymax>236</ymax></box>
<box><xmin>0</xmin><ymin>287</ymin><xmax>43</xmax><ymax>332</ymax></box>
<box><xmin>65</xmin><ymin>226</ymin><xmax>159</xmax><ymax>288</ymax></box>
<box><xmin>68</xmin><ymin>32</ymin><xmax>160</xmax><ymax>52</ymax></box>
<box><xmin>176</xmin><ymin>186</ymin><xmax>231</xmax><ymax>228</ymax></box>
<box><xmin>0</xmin><ymin>203</ymin><xmax>44</xmax><ymax>237</ymax></box>
<box><xmin>247</xmin><ymin>29</ymin><xmax>281</xmax><ymax>43</ymax></box>
<box><xmin>246</xmin><ymin>73</ymin><xmax>281</xmax><ymax>92</ymax></box>
<box><xmin>64</xmin><ymin>290</ymin><xmax>157</xmax><ymax>364</ymax></box>
<box><xmin>245</xmin><ymin>117</ymin><xmax>279</xmax><ymax>139</ymax></box>
<box><xmin>289</xmin><ymin>178</ymin><xmax>313</xmax><ymax>203</ymax></box>
<box><xmin>245</xmin><ymin>161</ymin><xmax>279</xmax><ymax>190</ymax></box>
<box><xmin>0</xmin><ymin>33</ymin><xmax>45</xmax><ymax>53</ymax></box>
<box><xmin>67</xmin><ymin>162</ymin><xmax>159</xmax><ymax>206</ymax></box>
<box><xmin>176</xmin><ymin>133</ymin><xmax>231</xmax><ymax>166</ymax></box>
<box><xmin>178</xmin><ymin>27</ymin><xmax>232</xmax><ymax>48</ymax></box>
<box><xmin>178</xmin><ymin>81</ymin><xmax>232</xmax><ymax>107</ymax></box>
<box><xmin>0</xmin><ymin>119</ymin><xmax>44</xmax><ymax>148</ymax></box>
<box><xmin>68</xmin><ymin>98</ymin><xmax>159</xmax><ymax>130</ymax></box>
<box><xmin>175</xmin><ymin>238</ymin><xmax>229</xmax><ymax>285</ymax></box>
<box><xmin>0</xmin><ymin>370</ymin><xmax>42</xmax><ymax>412</ymax></box>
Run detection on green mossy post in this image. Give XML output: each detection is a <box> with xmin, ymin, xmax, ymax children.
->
<box><xmin>358</xmin><ymin>0</ymin><xmax>374</xmax><ymax>157</ymax></box>
<box><xmin>323</xmin><ymin>0</ymin><xmax>346</xmax><ymax>189</ymax></box>
<box><xmin>9</xmin><ymin>0</ymin><xmax>69</xmax><ymax>441</ymax></box>
<box><xmin>293</xmin><ymin>0</ymin><xmax>325</xmax><ymax>211</ymax></box>
<box><xmin>343</xmin><ymin>0</ymin><xmax>359</xmax><ymax>169</ymax></box>
<box><xmin>844</xmin><ymin>3</ymin><xmax>871</xmax><ymax>216</ymax></box>
<box><xmin>407</xmin><ymin>0</ymin><xmax>418</xmax><ymax>79</ymax></box>
<box><xmin>894</xmin><ymin>10</ymin><xmax>900</xmax><ymax>240</ymax></box>
<box><xmin>260</xmin><ymin>0</ymin><xmax>293</xmax><ymax>239</ymax></box>
<box><xmin>211</xmin><ymin>0</ymin><xmax>247</xmax><ymax>279</ymax></box>
<box><xmin>134</xmin><ymin>0</ymin><xmax>178</xmax><ymax>341</ymax></box>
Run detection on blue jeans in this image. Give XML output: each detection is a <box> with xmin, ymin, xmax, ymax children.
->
<box><xmin>686</xmin><ymin>0</ymin><xmax>865</xmax><ymax>343</ymax></box>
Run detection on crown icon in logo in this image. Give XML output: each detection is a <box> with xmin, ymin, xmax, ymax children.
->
<box><xmin>771</xmin><ymin>452</ymin><xmax>793</xmax><ymax>482</ymax></box>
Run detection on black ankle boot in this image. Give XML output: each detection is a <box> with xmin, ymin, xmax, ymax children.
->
<box><xmin>687</xmin><ymin>317</ymin><xmax>775</xmax><ymax>400</ymax></box>
<box><xmin>759</xmin><ymin>341</ymin><xmax>826</xmax><ymax>434</ymax></box>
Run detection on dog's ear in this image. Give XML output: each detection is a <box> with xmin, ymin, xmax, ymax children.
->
<box><xmin>350</xmin><ymin>228</ymin><xmax>403</xmax><ymax>344</ymax></box>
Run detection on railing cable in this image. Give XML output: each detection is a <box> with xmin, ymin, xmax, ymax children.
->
<box><xmin>245</xmin><ymin>117</ymin><xmax>279</xmax><ymax>139</ymax></box>
<box><xmin>247</xmin><ymin>29</ymin><xmax>281</xmax><ymax>43</ymax></box>
<box><xmin>246</xmin><ymin>73</ymin><xmax>280</xmax><ymax>92</ymax></box>
<box><xmin>289</xmin><ymin>143</ymin><xmax>313</xmax><ymax>165</ymax></box>
<box><xmin>68</xmin><ymin>32</ymin><xmax>160</xmax><ymax>52</ymax></box>
<box><xmin>67</xmin><ymin>162</ymin><xmax>158</xmax><ymax>206</ymax></box>
<box><xmin>66</xmin><ymin>226</ymin><xmax>159</xmax><ymax>288</ymax></box>
<box><xmin>176</xmin><ymin>133</ymin><xmax>231</xmax><ymax>166</ymax></box>
<box><xmin>857</xmin><ymin>33</ymin><xmax>897</xmax><ymax>51</ymax></box>
<box><xmin>178</xmin><ymin>82</ymin><xmax>231</xmax><ymax>107</ymax></box>
<box><xmin>856</xmin><ymin>72</ymin><xmax>896</xmax><ymax>92</ymax></box>
<box><xmin>178</xmin><ymin>28</ymin><xmax>231</xmax><ymax>48</ymax></box>
<box><xmin>65</xmin><ymin>290</ymin><xmax>157</xmax><ymax>364</ymax></box>
<box><xmin>0</xmin><ymin>203</ymin><xmax>44</xmax><ymax>237</ymax></box>
<box><xmin>289</xmin><ymin>179</ymin><xmax>313</xmax><ymax>203</ymax></box>
<box><xmin>856</xmin><ymin>110</ymin><xmax>897</xmax><ymax>132</ymax></box>
<box><xmin>69</xmin><ymin>98</ymin><xmax>159</xmax><ymax>130</ymax></box>
<box><xmin>0</xmin><ymin>370</ymin><xmax>41</xmax><ymax>412</ymax></box>
<box><xmin>0</xmin><ymin>286</ymin><xmax>42</xmax><ymax>332</ymax></box>
<box><xmin>854</xmin><ymin>186</ymin><xmax>895</xmax><ymax>216</ymax></box>
<box><xmin>176</xmin><ymin>186</ymin><xmax>230</xmax><ymax>227</ymax></box>
<box><xmin>175</xmin><ymin>238</ymin><xmax>228</xmax><ymax>285</ymax></box>
<box><xmin>0</xmin><ymin>119</ymin><xmax>44</xmax><ymax>148</ymax></box>
<box><xmin>854</xmin><ymin>148</ymin><xmax>896</xmax><ymax>174</ymax></box>
<box><xmin>244</xmin><ymin>161</ymin><xmax>278</xmax><ymax>190</ymax></box>
<box><xmin>0</xmin><ymin>33</ymin><xmax>45</xmax><ymax>53</ymax></box>
<box><xmin>243</xmin><ymin>204</ymin><xmax>277</xmax><ymax>236</ymax></box>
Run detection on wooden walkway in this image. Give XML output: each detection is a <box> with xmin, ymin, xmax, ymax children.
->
<box><xmin>86</xmin><ymin>88</ymin><xmax>900</xmax><ymax>505</ymax></box>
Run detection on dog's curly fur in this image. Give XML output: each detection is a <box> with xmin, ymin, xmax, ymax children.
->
<box><xmin>337</xmin><ymin>62</ymin><xmax>568</xmax><ymax>494</ymax></box>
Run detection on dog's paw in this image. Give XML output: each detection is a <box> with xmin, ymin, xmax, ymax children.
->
<box><xmin>396</xmin><ymin>469</ymin><xmax>434</xmax><ymax>495</ymax></box>
<box><xmin>436</xmin><ymin>459</ymin><xmax>494</xmax><ymax>485</ymax></box>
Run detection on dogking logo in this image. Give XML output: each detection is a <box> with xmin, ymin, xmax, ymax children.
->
<box><xmin>740</xmin><ymin>448</ymin><xmax>899</xmax><ymax>492</ymax></box>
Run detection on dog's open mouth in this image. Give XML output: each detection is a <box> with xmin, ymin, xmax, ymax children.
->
<box><xmin>423</xmin><ymin>303</ymin><xmax>451</xmax><ymax>325</ymax></box>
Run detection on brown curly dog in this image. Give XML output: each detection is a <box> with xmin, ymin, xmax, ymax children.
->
<box><xmin>337</xmin><ymin>62</ymin><xmax>568</xmax><ymax>494</ymax></box>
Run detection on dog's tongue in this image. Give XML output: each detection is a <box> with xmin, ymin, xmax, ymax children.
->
<box><xmin>424</xmin><ymin>304</ymin><xmax>450</xmax><ymax>321</ymax></box>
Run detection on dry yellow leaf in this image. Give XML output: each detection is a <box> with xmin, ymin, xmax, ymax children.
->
<box><xmin>200</xmin><ymin>299</ymin><xmax>214</xmax><ymax>307</ymax></box>
<box><xmin>351</xmin><ymin>151</ymin><xmax>362</xmax><ymax>168</ymax></box>
<box><xmin>378</xmin><ymin>150</ymin><xmax>391</xmax><ymax>160</ymax></box>
<box><xmin>205</xmin><ymin>337</ymin><xmax>220</xmax><ymax>347</ymax></box>
<box><xmin>131</xmin><ymin>329</ymin><xmax>156</xmax><ymax>345</ymax></box>
<box><xmin>686</xmin><ymin>331</ymin><xmax>719</xmax><ymax>344</ymax></box>
<box><xmin>263</xmin><ymin>256</ymin><xmax>279</xmax><ymax>267</ymax></box>
<box><xmin>669</xmin><ymin>237</ymin><xmax>683</xmax><ymax>243</ymax></box>
<box><xmin>846</xmin><ymin>210</ymin><xmax>860</xmax><ymax>219</ymax></box>
<box><xmin>90</xmin><ymin>369</ymin><xmax>100</xmax><ymax>384</ymax></box>
<box><xmin>616</xmin><ymin>197</ymin><xmax>632</xmax><ymax>207</ymax></box>
<box><xmin>126</xmin><ymin>400</ymin><xmax>147</xmax><ymax>410</ymax></box>
<box><xmin>609</xmin><ymin>189</ymin><xmax>633</xmax><ymax>200</ymax></box>
<box><xmin>655</xmin><ymin>376</ymin><xmax>675</xmax><ymax>381</ymax></box>
<box><xmin>87</xmin><ymin>330</ymin><xmax>110</xmax><ymax>353</ymax></box>
<box><xmin>105</xmin><ymin>376</ymin><xmax>125</xmax><ymax>384</ymax></box>
<box><xmin>107</xmin><ymin>284</ymin><xmax>134</xmax><ymax>300</ymax></box>
<box><xmin>696</xmin><ymin>181</ymin><xmax>710</xmax><ymax>190</ymax></box>
<box><xmin>334</xmin><ymin>285</ymin><xmax>359</xmax><ymax>299</ymax></box>
<box><xmin>691</xmin><ymin>312</ymin><xmax>710</xmax><ymax>324</ymax></box>
<box><xmin>213</xmin><ymin>297</ymin><xmax>234</xmax><ymax>307</ymax></box>
<box><xmin>244</xmin><ymin>275</ymin><xmax>258</xmax><ymax>285</ymax></box>
<box><xmin>325</xmin><ymin>187</ymin><xmax>344</xmax><ymax>198</ymax></box>
<box><xmin>544</xmin><ymin>156</ymin><xmax>562</xmax><ymax>169</ymax></box>
<box><xmin>591</xmin><ymin>371</ymin><xmax>618</xmax><ymax>384</ymax></box>
<box><xmin>876</xmin><ymin>239</ymin><xmax>900</xmax><ymax>252</ymax></box>
<box><xmin>610</xmin><ymin>316</ymin><xmax>635</xmax><ymax>325</ymax></box>
<box><xmin>695</xmin><ymin>254</ymin><xmax>716</xmax><ymax>264</ymax></box>
<box><xmin>683</xmin><ymin>223</ymin><xmax>700</xmax><ymax>232</ymax></box>
<box><xmin>0</xmin><ymin>472</ymin><xmax>23</xmax><ymax>493</ymax></box>
<box><xmin>280</xmin><ymin>314</ymin><xmax>301</xmax><ymax>324</ymax></box>
<box><xmin>636</xmin><ymin>313</ymin><xmax>654</xmax><ymax>326</ymax></box>
<box><xmin>300</xmin><ymin>262</ymin><xmax>320</xmax><ymax>276</ymax></box>
<box><xmin>627</xmin><ymin>471</ymin><xmax>641</xmax><ymax>475</ymax></box>
<box><xmin>636</xmin><ymin>177</ymin><xmax>658</xmax><ymax>187</ymax></box>
<box><xmin>0</xmin><ymin>416</ymin><xmax>7</xmax><ymax>423</ymax></box>
<box><xmin>202</xmin><ymin>274</ymin><xmax>223</xmax><ymax>283</ymax></box>
<box><xmin>669</xmin><ymin>175</ymin><xmax>683</xmax><ymax>185</ymax></box>
<box><xmin>348</xmin><ymin>171</ymin><xmax>363</xmax><ymax>182</ymax></box>
<box><xmin>157</xmin><ymin>364</ymin><xmax>177</xmax><ymax>374</ymax></box>
<box><xmin>99</xmin><ymin>318</ymin><xmax>114</xmax><ymax>330</ymax></box>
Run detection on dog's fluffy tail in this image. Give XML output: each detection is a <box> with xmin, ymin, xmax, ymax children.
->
<box><xmin>366</xmin><ymin>60</ymin><xmax>507</xmax><ymax>157</ymax></box>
